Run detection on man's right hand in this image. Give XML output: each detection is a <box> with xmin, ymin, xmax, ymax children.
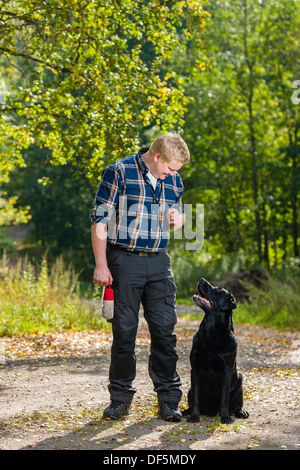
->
<box><xmin>91</xmin><ymin>223</ymin><xmax>113</xmax><ymax>286</ymax></box>
<box><xmin>93</xmin><ymin>264</ymin><xmax>113</xmax><ymax>286</ymax></box>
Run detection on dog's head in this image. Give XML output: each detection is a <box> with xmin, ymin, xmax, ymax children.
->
<box><xmin>192</xmin><ymin>278</ymin><xmax>237</xmax><ymax>313</ymax></box>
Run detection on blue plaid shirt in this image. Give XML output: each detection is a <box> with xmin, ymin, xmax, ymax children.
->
<box><xmin>90</xmin><ymin>149</ymin><xmax>184</xmax><ymax>252</ymax></box>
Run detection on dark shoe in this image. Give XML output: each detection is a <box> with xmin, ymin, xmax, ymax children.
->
<box><xmin>103</xmin><ymin>401</ymin><xmax>131</xmax><ymax>420</ymax></box>
<box><xmin>158</xmin><ymin>400</ymin><xmax>182</xmax><ymax>422</ymax></box>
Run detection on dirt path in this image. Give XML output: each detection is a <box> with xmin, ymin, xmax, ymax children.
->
<box><xmin>0</xmin><ymin>311</ymin><xmax>299</xmax><ymax>451</ymax></box>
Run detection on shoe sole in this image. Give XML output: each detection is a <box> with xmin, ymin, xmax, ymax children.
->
<box><xmin>158</xmin><ymin>412</ymin><xmax>182</xmax><ymax>422</ymax></box>
<box><xmin>164</xmin><ymin>415</ymin><xmax>182</xmax><ymax>422</ymax></box>
<box><xmin>103</xmin><ymin>415</ymin><xmax>127</xmax><ymax>420</ymax></box>
<box><xmin>103</xmin><ymin>410</ymin><xmax>130</xmax><ymax>420</ymax></box>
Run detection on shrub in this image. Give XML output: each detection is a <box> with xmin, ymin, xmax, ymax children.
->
<box><xmin>0</xmin><ymin>253</ymin><xmax>107</xmax><ymax>336</ymax></box>
<box><xmin>235</xmin><ymin>275</ymin><xmax>300</xmax><ymax>331</ymax></box>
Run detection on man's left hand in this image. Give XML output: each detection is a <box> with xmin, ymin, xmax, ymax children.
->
<box><xmin>167</xmin><ymin>208</ymin><xmax>184</xmax><ymax>230</ymax></box>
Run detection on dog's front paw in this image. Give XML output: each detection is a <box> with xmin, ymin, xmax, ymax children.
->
<box><xmin>187</xmin><ymin>414</ymin><xmax>200</xmax><ymax>423</ymax></box>
<box><xmin>220</xmin><ymin>415</ymin><xmax>233</xmax><ymax>424</ymax></box>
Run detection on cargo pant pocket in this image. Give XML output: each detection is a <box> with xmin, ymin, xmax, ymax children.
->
<box><xmin>165</xmin><ymin>277</ymin><xmax>177</xmax><ymax>325</ymax></box>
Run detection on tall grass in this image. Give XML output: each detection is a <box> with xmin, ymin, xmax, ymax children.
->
<box><xmin>0</xmin><ymin>253</ymin><xmax>108</xmax><ymax>337</ymax></box>
<box><xmin>170</xmin><ymin>250</ymin><xmax>300</xmax><ymax>331</ymax></box>
<box><xmin>235</xmin><ymin>276</ymin><xmax>300</xmax><ymax>331</ymax></box>
<box><xmin>170</xmin><ymin>249</ymin><xmax>245</xmax><ymax>300</ymax></box>
<box><xmin>1</xmin><ymin>252</ymin><xmax>298</xmax><ymax>335</ymax></box>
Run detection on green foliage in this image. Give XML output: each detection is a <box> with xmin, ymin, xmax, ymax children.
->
<box><xmin>0</xmin><ymin>253</ymin><xmax>107</xmax><ymax>336</ymax></box>
<box><xmin>170</xmin><ymin>248</ymin><xmax>245</xmax><ymax>299</ymax></box>
<box><xmin>173</xmin><ymin>247</ymin><xmax>300</xmax><ymax>330</ymax></box>
<box><xmin>0</xmin><ymin>0</ymin><xmax>208</xmax><ymax>181</ymax></box>
<box><xmin>0</xmin><ymin>191</ymin><xmax>31</xmax><ymax>226</ymax></box>
<box><xmin>0</xmin><ymin>0</ymin><xmax>299</xmax><ymax>334</ymax></box>
<box><xmin>179</xmin><ymin>0</ymin><xmax>300</xmax><ymax>268</ymax></box>
<box><xmin>235</xmin><ymin>276</ymin><xmax>300</xmax><ymax>331</ymax></box>
<box><xmin>3</xmin><ymin>148</ymin><xmax>95</xmax><ymax>276</ymax></box>
<box><xmin>0</xmin><ymin>227</ymin><xmax>16</xmax><ymax>253</ymax></box>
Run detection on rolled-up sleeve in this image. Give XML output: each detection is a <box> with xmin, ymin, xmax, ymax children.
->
<box><xmin>90</xmin><ymin>164</ymin><xmax>121</xmax><ymax>225</ymax></box>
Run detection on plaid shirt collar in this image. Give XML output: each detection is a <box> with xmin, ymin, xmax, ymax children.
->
<box><xmin>136</xmin><ymin>148</ymin><xmax>149</xmax><ymax>176</ymax></box>
<box><xmin>135</xmin><ymin>148</ymin><xmax>164</xmax><ymax>204</ymax></box>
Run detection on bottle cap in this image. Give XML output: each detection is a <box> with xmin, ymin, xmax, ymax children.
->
<box><xmin>103</xmin><ymin>283</ymin><xmax>114</xmax><ymax>301</ymax></box>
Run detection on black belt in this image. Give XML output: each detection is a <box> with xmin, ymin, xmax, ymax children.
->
<box><xmin>107</xmin><ymin>244</ymin><xmax>164</xmax><ymax>257</ymax></box>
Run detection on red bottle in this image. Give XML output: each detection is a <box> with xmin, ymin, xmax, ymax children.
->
<box><xmin>102</xmin><ymin>283</ymin><xmax>114</xmax><ymax>320</ymax></box>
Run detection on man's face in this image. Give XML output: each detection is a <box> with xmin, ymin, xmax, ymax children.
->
<box><xmin>152</xmin><ymin>153</ymin><xmax>183</xmax><ymax>179</ymax></box>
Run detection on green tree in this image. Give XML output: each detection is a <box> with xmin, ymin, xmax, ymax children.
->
<box><xmin>0</xmin><ymin>0</ymin><xmax>211</xmax><ymax>229</ymax></box>
<box><xmin>179</xmin><ymin>0</ymin><xmax>300</xmax><ymax>268</ymax></box>
<box><xmin>0</xmin><ymin>0</ymin><xmax>208</xmax><ymax>179</ymax></box>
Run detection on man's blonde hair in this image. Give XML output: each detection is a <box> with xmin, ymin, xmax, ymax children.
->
<box><xmin>149</xmin><ymin>132</ymin><xmax>190</xmax><ymax>164</ymax></box>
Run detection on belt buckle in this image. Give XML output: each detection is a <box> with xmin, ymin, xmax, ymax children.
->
<box><xmin>138</xmin><ymin>252</ymin><xmax>148</xmax><ymax>257</ymax></box>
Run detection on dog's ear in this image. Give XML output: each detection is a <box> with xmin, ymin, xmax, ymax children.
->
<box><xmin>220</xmin><ymin>293</ymin><xmax>237</xmax><ymax>311</ymax></box>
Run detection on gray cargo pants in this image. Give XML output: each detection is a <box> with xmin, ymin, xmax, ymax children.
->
<box><xmin>106</xmin><ymin>244</ymin><xmax>182</xmax><ymax>404</ymax></box>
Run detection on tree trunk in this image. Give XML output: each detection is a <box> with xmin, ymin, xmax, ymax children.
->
<box><xmin>242</xmin><ymin>0</ymin><xmax>263</xmax><ymax>264</ymax></box>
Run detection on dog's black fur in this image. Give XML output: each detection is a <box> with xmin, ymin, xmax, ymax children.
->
<box><xmin>184</xmin><ymin>278</ymin><xmax>249</xmax><ymax>424</ymax></box>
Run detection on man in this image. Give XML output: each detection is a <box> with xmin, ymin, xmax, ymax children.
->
<box><xmin>91</xmin><ymin>132</ymin><xmax>190</xmax><ymax>421</ymax></box>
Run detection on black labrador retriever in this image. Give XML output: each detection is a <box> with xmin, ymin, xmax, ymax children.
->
<box><xmin>184</xmin><ymin>278</ymin><xmax>249</xmax><ymax>424</ymax></box>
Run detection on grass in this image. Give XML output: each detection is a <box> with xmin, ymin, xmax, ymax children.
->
<box><xmin>234</xmin><ymin>276</ymin><xmax>300</xmax><ymax>331</ymax></box>
<box><xmin>178</xmin><ymin>274</ymin><xmax>300</xmax><ymax>331</ymax></box>
<box><xmin>0</xmin><ymin>252</ymin><xmax>108</xmax><ymax>337</ymax></box>
<box><xmin>0</xmin><ymin>252</ymin><xmax>299</xmax><ymax>336</ymax></box>
<box><xmin>171</xmin><ymin>248</ymin><xmax>300</xmax><ymax>331</ymax></box>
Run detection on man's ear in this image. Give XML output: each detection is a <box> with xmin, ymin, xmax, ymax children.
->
<box><xmin>220</xmin><ymin>293</ymin><xmax>237</xmax><ymax>311</ymax></box>
<box><xmin>153</xmin><ymin>152</ymin><xmax>161</xmax><ymax>162</ymax></box>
